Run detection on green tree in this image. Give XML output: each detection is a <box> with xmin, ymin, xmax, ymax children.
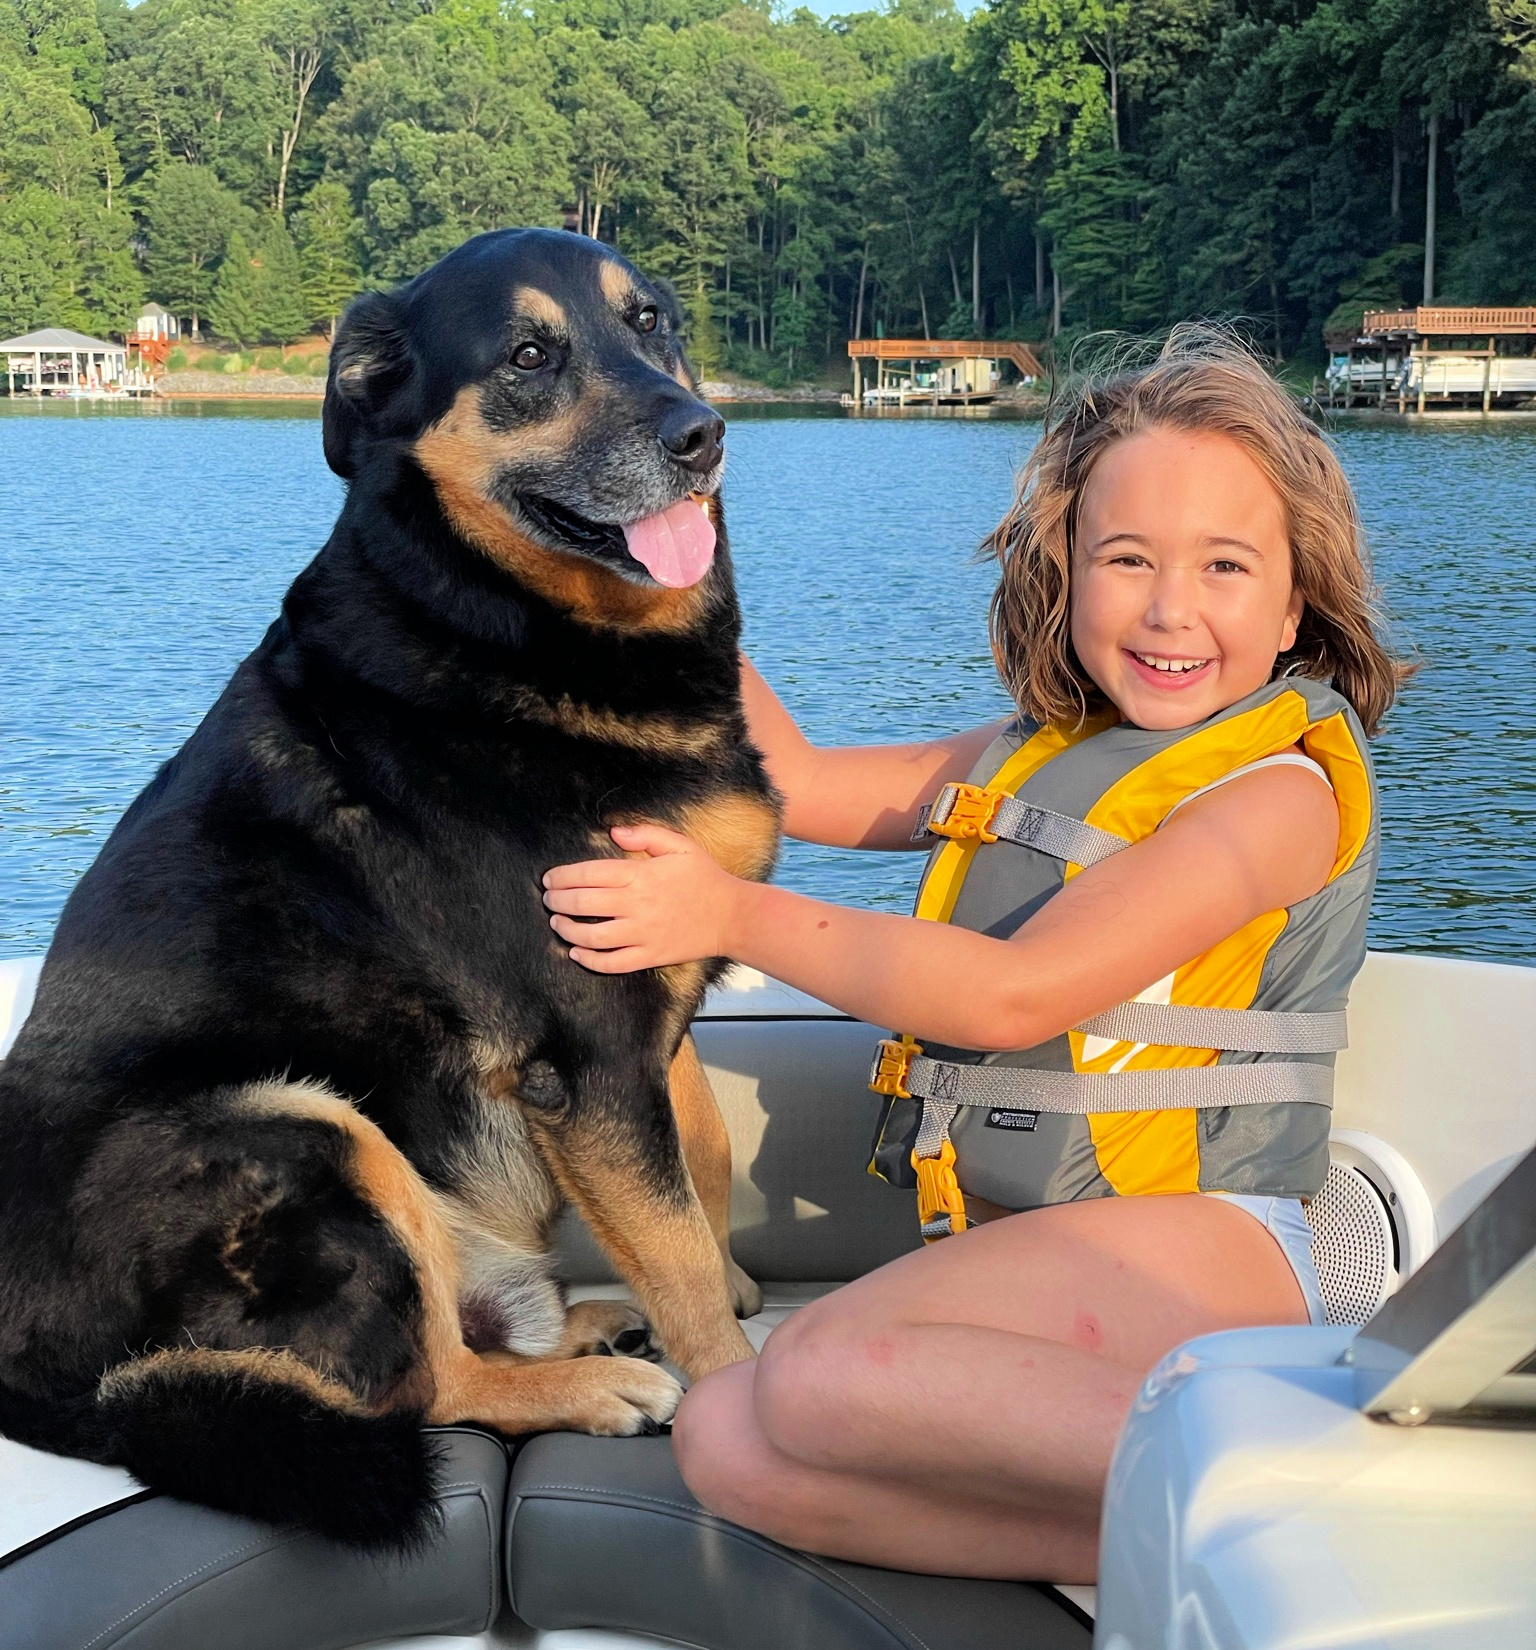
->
<box><xmin>8</xmin><ymin>0</ymin><xmax>106</xmax><ymax>103</ymax></box>
<box><xmin>293</xmin><ymin>179</ymin><xmax>360</xmax><ymax>335</ymax></box>
<box><xmin>72</xmin><ymin>197</ymin><xmax>142</xmax><ymax>327</ymax></box>
<box><xmin>645</xmin><ymin>76</ymin><xmax>751</xmax><ymax>373</ymax></box>
<box><xmin>0</xmin><ymin>186</ymin><xmax>76</xmax><ymax>333</ymax></box>
<box><xmin>207</xmin><ymin>217</ymin><xmax>305</xmax><ymax>343</ymax></box>
<box><xmin>103</xmin><ymin>0</ymin><xmax>276</xmax><ymax>202</ymax></box>
<box><xmin>3</xmin><ymin>0</ymin><xmax>1534</xmax><ymax>384</ymax></box>
<box><xmin>0</xmin><ymin>58</ymin><xmax>102</xmax><ymax>200</ymax></box>
<box><xmin>564</xmin><ymin>66</ymin><xmax>660</xmax><ymax>242</ymax></box>
<box><xmin>253</xmin><ymin>0</ymin><xmax>333</xmax><ymax>215</ymax></box>
<box><xmin>0</xmin><ymin>185</ymin><xmax>138</xmax><ymax>334</ymax></box>
<box><xmin>256</xmin><ymin>215</ymin><xmax>306</xmax><ymax>338</ymax></box>
<box><xmin>319</xmin><ymin>0</ymin><xmax>570</xmax><ymax>277</ymax></box>
<box><xmin>141</xmin><ymin>160</ymin><xmax>245</xmax><ymax>337</ymax></box>
<box><xmin>207</xmin><ymin>227</ymin><xmax>263</xmax><ymax>343</ymax></box>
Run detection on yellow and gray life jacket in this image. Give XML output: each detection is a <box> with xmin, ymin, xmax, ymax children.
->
<box><xmin>867</xmin><ymin>676</ymin><xmax>1379</xmax><ymax>1241</ymax></box>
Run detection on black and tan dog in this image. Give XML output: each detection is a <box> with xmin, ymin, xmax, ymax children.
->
<box><xmin>0</xmin><ymin>229</ymin><xmax>777</xmax><ymax>1549</ymax></box>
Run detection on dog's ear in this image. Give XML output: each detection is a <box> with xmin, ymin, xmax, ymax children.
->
<box><xmin>323</xmin><ymin>289</ymin><xmax>414</xmax><ymax>479</ymax></box>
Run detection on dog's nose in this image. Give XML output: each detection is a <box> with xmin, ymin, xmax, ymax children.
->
<box><xmin>658</xmin><ymin>403</ymin><xmax>725</xmax><ymax>473</ymax></box>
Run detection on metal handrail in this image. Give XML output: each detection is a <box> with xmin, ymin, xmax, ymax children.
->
<box><xmin>1352</xmin><ymin>1144</ymin><xmax>1536</xmax><ymax>1424</ymax></box>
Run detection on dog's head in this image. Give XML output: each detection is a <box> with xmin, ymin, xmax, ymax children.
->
<box><xmin>324</xmin><ymin>229</ymin><xmax>727</xmax><ymax>629</ymax></box>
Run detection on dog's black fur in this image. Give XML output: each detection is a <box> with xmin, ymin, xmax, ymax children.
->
<box><xmin>0</xmin><ymin>229</ymin><xmax>777</xmax><ymax>1548</ymax></box>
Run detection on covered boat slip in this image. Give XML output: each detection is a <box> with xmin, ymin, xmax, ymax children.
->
<box><xmin>1324</xmin><ymin>306</ymin><xmax>1536</xmax><ymax>412</ymax></box>
<box><xmin>0</xmin><ymin>329</ymin><xmax>150</xmax><ymax>399</ymax></box>
<box><xmin>1</xmin><ymin>948</ymin><xmax>1533</xmax><ymax>1650</ymax></box>
<box><xmin>845</xmin><ymin>339</ymin><xmax>1046</xmax><ymax>407</ymax></box>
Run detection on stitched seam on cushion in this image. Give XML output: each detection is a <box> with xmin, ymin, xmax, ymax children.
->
<box><xmin>438</xmin><ymin>1429</ymin><xmax>505</xmax><ymax>1626</ymax></box>
<box><xmin>80</xmin><ymin>1534</ymin><xmax>287</xmax><ymax>1649</ymax></box>
<box><xmin>426</xmin><ymin>1481</ymin><xmax>500</xmax><ymax>1629</ymax></box>
<box><xmin>514</xmin><ymin>1484</ymin><xmax>925</xmax><ymax>1649</ymax></box>
<box><xmin>515</xmin><ymin>1484</ymin><xmax>699</xmax><ymax>1517</ymax></box>
<box><xmin>98</xmin><ymin>1482</ymin><xmax>498</xmax><ymax>1650</ymax></box>
<box><xmin>798</xmin><ymin>1562</ymin><xmax>934</xmax><ymax>1650</ymax></box>
<box><xmin>456</xmin><ymin>1486</ymin><xmax>498</xmax><ymax>1630</ymax></box>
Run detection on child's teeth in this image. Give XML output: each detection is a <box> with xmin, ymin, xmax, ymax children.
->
<box><xmin>1135</xmin><ymin>653</ymin><xmax>1208</xmax><ymax>673</ymax></box>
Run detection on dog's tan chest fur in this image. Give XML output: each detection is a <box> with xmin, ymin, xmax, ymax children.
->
<box><xmin>678</xmin><ymin>790</ymin><xmax>780</xmax><ymax>882</ymax></box>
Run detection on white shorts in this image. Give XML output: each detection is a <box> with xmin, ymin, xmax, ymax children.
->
<box><xmin>1208</xmin><ymin>1192</ymin><xmax>1327</xmax><ymax>1325</ymax></box>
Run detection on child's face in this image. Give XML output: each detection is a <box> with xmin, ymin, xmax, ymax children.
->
<box><xmin>1069</xmin><ymin>426</ymin><xmax>1303</xmax><ymax>731</ymax></box>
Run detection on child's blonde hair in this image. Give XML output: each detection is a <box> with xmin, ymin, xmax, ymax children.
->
<box><xmin>986</xmin><ymin>326</ymin><xmax>1411</xmax><ymax>736</ymax></box>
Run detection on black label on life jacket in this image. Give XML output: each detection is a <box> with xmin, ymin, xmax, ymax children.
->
<box><xmin>984</xmin><ymin>1108</ymin><xmax>1038</xmax><ymax>1131</ymax></box>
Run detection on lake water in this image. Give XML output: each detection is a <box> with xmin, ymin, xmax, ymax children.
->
<box><xmin>1</xmin><ymin>399</ymin><xmax>1532</xmax><ymax>964</ymax></box>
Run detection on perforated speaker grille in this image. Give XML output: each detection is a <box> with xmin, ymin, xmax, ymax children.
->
<box><xmin>1306</xmin><ymin>1163</ymin><xmax>1397</xmax><ymax>1326</ymax></box>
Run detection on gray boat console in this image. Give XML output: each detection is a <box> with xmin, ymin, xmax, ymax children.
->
<box><xmin>1096</xmin><ymin>1143</ymin><xmax>1536</xmax><ymax>1650</ymax></box>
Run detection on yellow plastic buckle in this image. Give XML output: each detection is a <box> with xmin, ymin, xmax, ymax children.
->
<box><xmin>926</xmin><ymin>782</ymin><xmax>1004</xmax><ymax>844</ymax></box>
<box><xmin>869</xmin><ymin>1035</ymin><xmax>920</xmax><ymax>1099</ymax></box>
<box><xmin>913</xmin><ymin>1140</ymin><xmax>968</xmax><ymax>1237</ymax></box>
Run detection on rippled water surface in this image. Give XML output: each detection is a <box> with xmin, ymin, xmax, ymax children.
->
<box><xmin>1</xmin><ymin>399</ymin><xmax>1531</xmax><ymax>962</ymax></box>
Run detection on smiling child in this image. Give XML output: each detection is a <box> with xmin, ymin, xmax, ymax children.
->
<box><xmin>541</xmin><ymin>329</ymin><xmax>1409</xmax><ymax>1582</ymax></box>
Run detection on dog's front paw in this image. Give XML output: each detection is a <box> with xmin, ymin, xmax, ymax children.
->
<box><xmin>561</xmin><ymin>1298</ymin><xmax>663</xmax><ymax>1361</ymax></box>
<box><xmin>564</xmin><ymin>1356</ymin><xmax>683</xmax><ymax>1435</ymax></box>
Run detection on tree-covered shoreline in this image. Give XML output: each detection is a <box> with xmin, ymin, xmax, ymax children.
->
<box><xmin>3</xmin><ymin>0</ymin><xmax>1533</xmax><ymax>377</ymax></box>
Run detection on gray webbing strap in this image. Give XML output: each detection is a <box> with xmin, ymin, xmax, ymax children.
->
<box><xmin>906</xmin><ymin>1056</ymin><xmax>1333</xmax><ymax>1115</ymax></box>
<box><xmin>987</xmin><ymin>798</ymin><xmax>1129</xmax><ymax>867</ymax></box>
<box><xmin>914</xmin><ymin>794</ymin><xmax>1130</xmax><ymax>867</ymax></box>
<box><xmin>914</xmin><ymin>1098</ymin><xmax>959</xmax><ymax>1161</ymax></box>
<box><xmin>1075</xmin><ymin>1002</ymin><xmax>1348</xmax><ymax>1054</ymax></box>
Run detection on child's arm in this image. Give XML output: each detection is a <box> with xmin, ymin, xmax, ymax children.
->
<box><xmin>543</xmin><ymin>761</ymin><xmax>1340</xmax><ymax>1050</ymax></box>
<box><xmin>741</xmin><ymin>656</ymin><xmax>1004</xmax><ymax>850</ymax></box>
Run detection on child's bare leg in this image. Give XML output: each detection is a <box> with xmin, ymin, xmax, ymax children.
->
<box><xmin>674</xmin><ymin>1344</ymin><xmax>1118</xmax><ymax>1580</ymax></box>
<box><xmin>673</xmin><ymin>1194</ymin><xmax>1308</xmax><ymax>1582</ymax></box>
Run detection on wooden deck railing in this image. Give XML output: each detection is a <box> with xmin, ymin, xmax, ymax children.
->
<box><xmin>1361</xmin><ymin>307</ymin><xmax>1536</xmax><ymax>337</ymax></box>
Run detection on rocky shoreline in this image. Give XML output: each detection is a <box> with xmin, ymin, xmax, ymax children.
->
<box><xmin>150</xmin><ymin>372</ymin><xmax>1046</xmax><ymax>409</ymax></box>
<box><xmin>697</xmin><ymin>380</ymin><xmax>843</xmax><ymax>403</ymax></box>
<box><xmin>156</xmin><ymin>371</ymin><xmax>327</xmax><ymax>397</ymax></box>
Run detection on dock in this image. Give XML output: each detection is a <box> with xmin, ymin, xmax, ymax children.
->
<box><xmin>845</xmin><ymin>339</ymin><xmax>1046</xmax><ymax>407</ymax></box>
<box><xmin>1</xmin><ymin>327</ymin><xmax>155</xmax><ymax>398</ymax></box>
<box><xmin>1325</xmin><ymin>308</ymin><xmax>1536</xmax><ymax>413</ymax></box>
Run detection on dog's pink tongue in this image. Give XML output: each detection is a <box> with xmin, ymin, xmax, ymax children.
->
<box><xmin>622</xmin><ymin>497</ymin><xmax>716</xmax><ymax>588</ymax></box>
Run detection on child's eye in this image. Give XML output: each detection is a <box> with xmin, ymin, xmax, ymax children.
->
<box><xmin>1210</xmin><ymin>558</ymin><xmax>1247</xmax><ymax>575</ymax></box>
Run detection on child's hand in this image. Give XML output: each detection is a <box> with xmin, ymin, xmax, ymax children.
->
<box><xmin>542</xmin><ymin>824</ymin><xmax>742</xmax><ymax>973</ymax></box>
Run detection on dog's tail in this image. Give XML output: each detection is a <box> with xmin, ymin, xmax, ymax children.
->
<box><xmin>1</xmin><ymin>1349</ymin><xmax>442</xmax><ymax>1552</ymax></box>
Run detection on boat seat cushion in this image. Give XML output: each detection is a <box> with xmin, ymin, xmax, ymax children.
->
<box><xmin>506</xmin><ymin>1432</ymin><xmax>1092</xmax><ymax>1650</ymax></box>
<box><xmin>0</xmin><ymin>1427</ymin><xmax>508</xmax><ymax>1650</ymax></box>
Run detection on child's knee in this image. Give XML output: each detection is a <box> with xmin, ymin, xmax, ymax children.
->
<box><xmin>673</xmin><ymin>1363</ymin><xmax>755</xmax><ymax>1512</ymax></box>
<box><xmin>673</xmin><ymin>1363</ymin><xmax>795</xmax><ymax>1530</ymax></box>
<box><xmin>753</xmin><ymin>1307</ymin><xmax>875</xmax><ymax>1466</ymax></box>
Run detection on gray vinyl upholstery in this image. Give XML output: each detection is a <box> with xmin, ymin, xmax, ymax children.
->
<box><xmin>0</xmin><ymin>1428</ymin><xmax>507</xmax><ymax>1650</ymax></box>
<box><xmin>507</xmin><ymin>1434</ymin><xmax>1090</xmax><ymax>1650</ymax></box>
<box><xmin>509</xmin><ymin>1019</ymin><xmax>1088</xmax><ymax>1650</ymax></box>
<box><xmin>555</xmin><ymin>1017</ymin><xmax>923</xmax><ymax>1285</ymax></box>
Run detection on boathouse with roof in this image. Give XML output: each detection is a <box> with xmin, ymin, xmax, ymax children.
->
<box><xmin>846</xmin><ymin>338</ymin><xmax>1046</xmax><ymax>407</ymax></box>
<box><xmin>1</xmin><ymin>327</ymin><xmax>127</xmax><ymax>396</ymax></box>
<box><xmin>1326</xmin><ymin>306</ymin><xmax>1536</xmax><ymax>412</ymax></box>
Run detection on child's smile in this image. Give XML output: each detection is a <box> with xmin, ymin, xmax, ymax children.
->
<box><xmin>1069</xmin><ymin>427</ymin><xmax>1303</xmax><ymax>731</ymax></box>
<box><xmin>1124</xmin><ymin>649</ymin><xmax>1215</xmax><ymax>686</ymax></box>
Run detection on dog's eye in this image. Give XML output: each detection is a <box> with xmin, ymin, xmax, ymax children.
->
<box><xmin>635</xmin><ymin>307</ymin><xmax>659</xmax><ymax>335</ymax></box>
<box><xmin>512</xmin><ymin>343</ymin><xmax>547</xmax><ymax>371</ymax></box>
